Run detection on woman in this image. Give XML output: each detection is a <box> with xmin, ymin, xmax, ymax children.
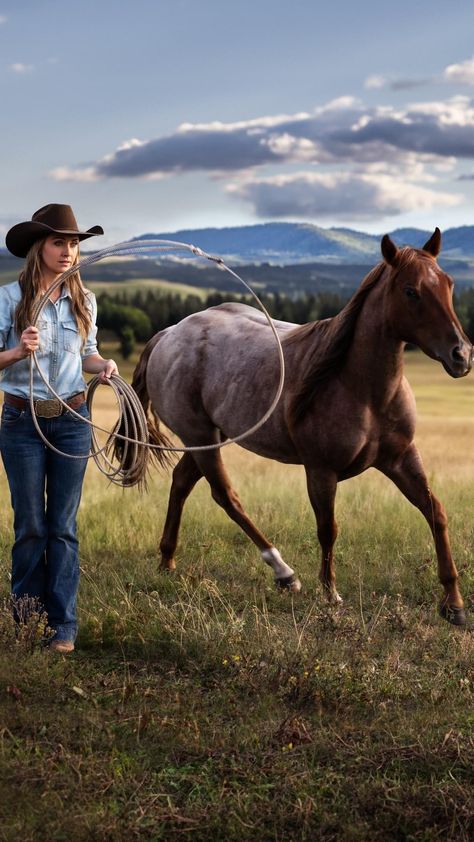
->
<box><xmin>0</xmin><ymin>203</ymin><xmax>118</xmax><ymax>653</ymax></box>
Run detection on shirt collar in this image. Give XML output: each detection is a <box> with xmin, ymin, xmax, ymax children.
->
<box><xmin>58</xmin><ymin>284</ymin><xmax>72</xmax><ymax>301</ymax></box>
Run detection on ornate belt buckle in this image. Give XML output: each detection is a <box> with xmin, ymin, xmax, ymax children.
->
<box><xmin>34</xmin><ymin>399</ymin><xmax>62</xmax><ymax>418</ymax></box>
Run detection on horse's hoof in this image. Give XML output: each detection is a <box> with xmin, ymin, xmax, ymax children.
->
<box><xmin>439</xmin><ymin>604</ymin><xmax>467</xmax><ymax>626</ymax></box>
<box><xmin>160</xmin><ymin>558</ymin><xmax>176</xmax><ymax>572</ymax></box>
<box><xmin>276</xmin><ymin>574</ymin><xmax>302</xmax><ymax>594</ymax></box>
<box><xmin>329</xmin><ymin>591</ymin><xmax>343</xmax><ymax>606</ymax></box>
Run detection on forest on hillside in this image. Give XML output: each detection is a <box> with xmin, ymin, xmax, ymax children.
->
<box><xmin>98</xmin><ymin>285</ymin><xmax>474</xmax><ymax>358</ymax></box>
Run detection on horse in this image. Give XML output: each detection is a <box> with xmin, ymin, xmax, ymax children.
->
<box><xmin>123</xmin><ymin>229</ymin><xmax>472</xmax><ymax>625</ymax></box>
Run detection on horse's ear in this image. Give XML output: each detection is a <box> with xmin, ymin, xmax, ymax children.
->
<box><xmin>381</xmin><ymin>234</ymin><xmax>399</xmax><ymax>266</ymax></box>
<box><xmin>422</xmin><ymin>227</ymin><xmax>441</xmax><ymax>258</ymax></box>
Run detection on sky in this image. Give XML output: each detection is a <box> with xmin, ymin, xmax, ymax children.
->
<box><xmin>1</xmin><ymin>0</ymin><xmax>474</xmax><ymax>247</ymax></box>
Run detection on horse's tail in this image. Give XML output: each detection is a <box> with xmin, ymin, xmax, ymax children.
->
<box><xmin>113</xmin><ymin>332</ymin><xmax>175</xmax><ymax>486</ymax></box>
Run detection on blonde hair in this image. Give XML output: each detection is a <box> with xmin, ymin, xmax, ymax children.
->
<box><xmin>15</xmin><ymin>237</ymin><xmax>92</xmax><ymax>343</ymax></box>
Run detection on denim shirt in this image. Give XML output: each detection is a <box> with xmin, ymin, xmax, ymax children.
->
<box><xmin>0</xmin><ymin>280</ymin><xmax>98</xmax><ymax>399</ymax></box>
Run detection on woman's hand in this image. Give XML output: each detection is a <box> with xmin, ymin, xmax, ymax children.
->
<box><xmin>98</xmin><ymin>358</ymin><xmax>119</xmax><ymax>383</ymax></box>
<box><xmin>82</xmin><ymin>354</ymin><xmax>119</xmax><ymax>382</ymax></box>
<box><xmin>19</xmin><ymin>326</ymin><xmax>40</xmax><ymax>357</ymax></box>
<box><xmin>0</xmin><ymin>326</ymin><xmax>41</xmax><ymax>371</ymax></box>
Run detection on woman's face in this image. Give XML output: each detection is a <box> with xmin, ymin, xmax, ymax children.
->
<box><xmin>40</xmin><ymin>234</ymin><xmax>79</xmax><ymax>277</ymax></box>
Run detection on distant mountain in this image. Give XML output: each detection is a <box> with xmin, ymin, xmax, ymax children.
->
<box><xmin>1</xmin><ymin>221</ymin><xmax>473</xmax><ymax>266</ymax></box>
<box><xmin>133</xmin><ymin>222</ymin><xmax>474</xmax><ymax>265</ymax></box>
<box><xmin>134</xmin><ymin>222</ymin><xmax>381</xmax><ymax>264</ymax></box>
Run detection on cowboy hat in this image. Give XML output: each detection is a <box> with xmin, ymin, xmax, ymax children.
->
<box><xmin>5</xmin><ymin>203</ymin><xmax>104</xmax><ymax>258</ymax></box>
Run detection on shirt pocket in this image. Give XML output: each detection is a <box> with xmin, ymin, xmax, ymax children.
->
<box><xmin>37</xmin><ymin>319</ymin><xmax>52</xmax><ymax>353</ymax></box>
<box><xmin>62</xmin><ymin>320</ymin><xmax>81</xmax><ymax>354</ymax></box>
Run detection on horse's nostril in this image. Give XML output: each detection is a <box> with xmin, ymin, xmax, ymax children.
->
<box><xmin>451</xmin><ymin>345</ymin><xmax>465</xmax><ymax>363</ymax></box>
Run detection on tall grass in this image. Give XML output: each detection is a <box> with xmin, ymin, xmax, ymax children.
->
<box><xmin>0</xmin><ymin>350</ymin><xmax>473</xmax><ymax>840</ymax></box>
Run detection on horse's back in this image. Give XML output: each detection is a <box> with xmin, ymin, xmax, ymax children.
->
<box><xmin>150</xmin><ymin>303</ymin><xmax>296</xmax><ymax>372</ymax></box>
<box><xmin>161</xmin><ymin>302</ymin><xmax>297</xmax><ymax>335</ymax></box>
<box><xmin>207</xmin><ymin>302</ymin><xmax>298</xmax><ymax>333</ymax></box>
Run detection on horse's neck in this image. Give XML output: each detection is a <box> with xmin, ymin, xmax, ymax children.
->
<box><xmin>340</xmin><ymin>282</ymin><xmax>404</xmax><ymax>403</ymax></box>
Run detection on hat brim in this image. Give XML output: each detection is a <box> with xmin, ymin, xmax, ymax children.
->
<box><xmin>5</xmin><ymin>221</ymin><xmax>104</xmax><ymax>258</ymax></box>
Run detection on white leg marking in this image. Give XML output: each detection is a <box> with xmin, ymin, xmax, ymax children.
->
<box><xmin>329</xmin><ymin>588</ymin><xmax>343</xmax><ymax>605</ymax></box>
<box><xmin>261</xmin><ymin>547</ymin><xmax>294</xmax><ymax>579</ymax></box>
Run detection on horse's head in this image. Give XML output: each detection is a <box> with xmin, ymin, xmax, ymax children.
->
<box><xmin>381</xmin><ymin>228</ymin><xmax>472</xmax><ymax>378</ymax></box>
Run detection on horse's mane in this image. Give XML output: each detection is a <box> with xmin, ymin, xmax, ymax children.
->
<box><xmin>286</xmin><ymin>260</ymin><xmax>388</xmax><ymax>425</ymax></box>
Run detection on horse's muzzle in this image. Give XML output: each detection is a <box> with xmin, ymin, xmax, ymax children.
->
<box><xmin>442</xmin><ymin>341</ymin><xmax>473</xmax><ymax>378</ymax></box>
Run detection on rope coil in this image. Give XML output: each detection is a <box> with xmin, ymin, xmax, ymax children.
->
<box><xmin>27</xmin><ymin>239</ymin><xmax>286</xmax><ymax>485</ymax></box>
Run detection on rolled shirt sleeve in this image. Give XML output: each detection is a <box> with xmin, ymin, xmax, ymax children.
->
<box><xmin>82</xmin><ymin>292</ymin><xmax>98</xmax><ymax>359</ymax></box>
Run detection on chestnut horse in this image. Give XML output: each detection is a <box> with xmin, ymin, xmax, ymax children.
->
<box><xmin>126</xmin><ymin>229</ymin><xmax>472</xmax><ymax>625</ymax></box>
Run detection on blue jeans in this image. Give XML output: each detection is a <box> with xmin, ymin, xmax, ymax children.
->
<box><xmin>0</xmin><ymin>401</ymin><xmax>91</xmax><ymax>642</ymax></box>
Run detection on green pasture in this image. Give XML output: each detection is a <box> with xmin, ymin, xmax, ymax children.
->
<box><xmin>1</xmin><ymin>350</ymin><xmax>473</xmax><ymax>840</ymax></box>
<box><xmin>86</xmin><ymin>277</ymin><xmax>213</xmax><ymax>300</ymax></box>
<box><xmin>0</xmin><ymin>265</ymin><xmax>213</xmax><ymax>299</ymax></box>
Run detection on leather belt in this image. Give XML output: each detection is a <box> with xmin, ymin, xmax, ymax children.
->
<box><xmin>3</xmin><ymin>391</ymin><xmax>86</xmax><ymax>418</ymax></box>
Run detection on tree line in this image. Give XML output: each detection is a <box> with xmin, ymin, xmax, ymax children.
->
<box><xmin>96</xmin><ymin>286</ymin><xmax>474</xmax><ymax>358</ymax></box>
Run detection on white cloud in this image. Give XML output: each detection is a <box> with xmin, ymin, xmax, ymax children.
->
<box><xmin>332</xmin><ymin>97</ymin><xmax>474</xmax><ymax>159</ymax></box>
<box><xmin>47</xmin><ymin>94</ymin><xmax>471</xmax><ymax>224</ymax></box>
<box><xmin>364</xmin><ymin>75</ymin><xmax>387</xmax><ymax>90</ymax></box>
<box><xmin>443</xmin><ymin>57</ymin><xmax>474</xmax><ymax>85</ymax></box>
<box><xmin>363</xmin><ymin>56</ymin><xmax>474</xmax><ymax>92</ymax></box>
<box><xmin>320</xmin><ymin>96</ymin><xmax>360</xmax><ymax>111</ymax></box>
<box><xmin>9</xmin><ymin>63</ymin><xmax>34</xmax><ymax>73</ymax></box>
<box><xmin>50</xmin><ymin>95</ymin><xmax>474</xmax><ymax>185</ymax></box>
<box><xmin>265</xmin><ymin>133</ymin><xmax>320</xmax><ymax>160</ymax></box>
<box><xmin>228</xmin><ymin>172</ymin><xmax>460</xmax><ymax>220</ymax></box>
<box><xmin>177</xmin><ymin>111</ymin><xmax>312</xmax><ymax>134</ymax></box>
<box><xmin>49</xmin><ymin>165</ymin><xmax>100</xmax><ymax>182</ymax></box>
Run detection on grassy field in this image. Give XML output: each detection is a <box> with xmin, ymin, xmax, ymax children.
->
<box><xmin>85</xmin><ymin>277</ymin><xmax>213</xmax><ymax>300</ymax></box>
<box><xmin>0</xmin><ymin>350</ymin><xmax>473</xmax><ymax>841</ymax></box>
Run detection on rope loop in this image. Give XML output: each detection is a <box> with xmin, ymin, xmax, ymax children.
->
<box><xmin>26</xmin><ymin>239</ymin><xmax>286</xmax><ymax>485</ymax></box>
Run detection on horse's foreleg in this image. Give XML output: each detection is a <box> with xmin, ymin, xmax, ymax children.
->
<box><xmin>159</xmin><ymin>453</ymin><xmax>203</xmax><ymax>570</ymax></box>
<box><xmin>194</xmin><ymin>451</ymin><xmax>301</xmax><ymax>592</ymax></box>
<box><xmin>305</xmin><ymin>468</ymin><xmax>341</xmax><ymax>604</ymax></box>
<box><xmin>378</xmin><ymin>444</ymin><xmax>465</xmax><ymax>625</ymax></box>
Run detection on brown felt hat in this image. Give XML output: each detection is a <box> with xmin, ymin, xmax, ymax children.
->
<box><xmin>5</xmin><ymin>203</ymin><xmax>104</xmax><ymax>258</ymax></box>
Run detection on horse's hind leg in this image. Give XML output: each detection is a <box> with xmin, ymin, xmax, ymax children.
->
<box><xmin>193</xmin><ymin>450</ymin><xmax>301</xmax><ymax>592</ymax></box>
<box><xmin>160</xmin><ymin>452</ymin><xmax>203</xmax><ymax>570</ymax></box>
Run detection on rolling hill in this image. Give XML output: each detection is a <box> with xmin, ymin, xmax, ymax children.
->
<box><xmin>132</xmin><ymin>222</ymin><xmax>474</xmax><ymax>265</ymax></box>
<box><xmin>1</xmin><ymin>223</ymin><xmax>473</xmax><ymax>295</ymax></box>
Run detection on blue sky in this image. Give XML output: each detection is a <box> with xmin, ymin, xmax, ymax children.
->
<box><xmin>1</xmin><ymin>0</ymin><xmax>474</xmax><ymax>246</ymax></box>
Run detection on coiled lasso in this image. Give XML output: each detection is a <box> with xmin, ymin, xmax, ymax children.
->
<box><xmin>27</xmin><ymin>240</ymin><xmax>285</xmax><ymax>486</ymax></box>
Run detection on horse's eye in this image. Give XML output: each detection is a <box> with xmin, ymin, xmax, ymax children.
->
<box><xmin>404</xmin><ymin>287</ymin><xmax>420</xmax><ymax>301</ymax></box>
